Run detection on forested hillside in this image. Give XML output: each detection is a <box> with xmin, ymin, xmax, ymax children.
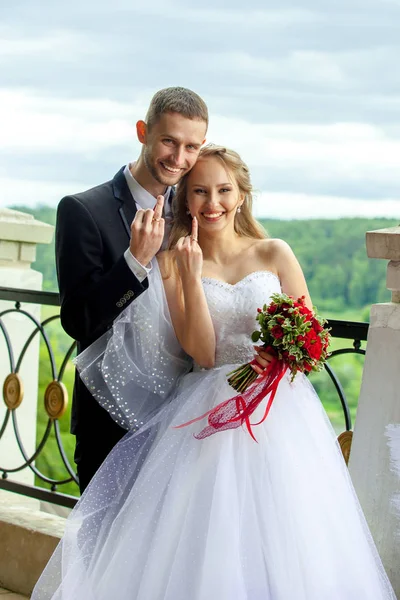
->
<box><xmin>263</xmin><ymin>218</ymin><xmax>396</xmax><ymax>314</ymax></box>
<box><xmin>15</xmin><ymin>204</ymin><xmax>396</xmax><ymax>317</ymax></box>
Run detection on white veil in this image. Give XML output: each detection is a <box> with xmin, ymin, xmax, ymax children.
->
<box><xmin>31</xmin><ymin>262</ymin><xmax>194</xmax><ymax>599</ymax></box>
<box><xmin>74</xmin><ymin>259</ymin><xmax>193</xmax><ymax>431</ymax></box>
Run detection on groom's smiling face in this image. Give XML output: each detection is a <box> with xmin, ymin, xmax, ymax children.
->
<box><xmin>139</xmin><ymin>112</ymin><xmax>206</xmax><ymax>186</ymax></box>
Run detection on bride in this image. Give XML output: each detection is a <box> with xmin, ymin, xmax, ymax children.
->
<box><xmin>32</xmin><ymin>144</ymin><xmax>395</xmax><ymax>599</ymax></box>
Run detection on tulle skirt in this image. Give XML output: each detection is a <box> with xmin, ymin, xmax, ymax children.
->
<box><xmin>32</xmin><ymin>366</ymin><xmax>396</xmax><ymax>599</ymax></box>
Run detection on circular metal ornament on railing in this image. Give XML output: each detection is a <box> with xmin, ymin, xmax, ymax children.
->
<box><xmin>44</xmin><ymin>380</ymin><xmax>68</xmax><ymax>419</ymax></box>
<box><xmin>3</xmin><ymin>373</ymin><xmax>24</xmax><ymax>410</ymax></box>
<box><xmin>337</xmin><ymin>430</ymin><xmax>353</xmax><ymax>465</ymax></box>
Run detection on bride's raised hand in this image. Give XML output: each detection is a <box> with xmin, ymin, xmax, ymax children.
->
<box><xmin>175</xmin><ymin>217</ymin><xmax>203</xmax><ymax>282</ymax></box>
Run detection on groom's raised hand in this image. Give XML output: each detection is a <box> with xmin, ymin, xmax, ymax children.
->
<box><xmin>130</xmin><ymin>195</ymin><xmax>165</xmax><ymax>266</ymax></box>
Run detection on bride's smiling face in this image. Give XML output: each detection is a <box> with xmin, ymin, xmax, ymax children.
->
<box><xmin>186</xmin><ymin>156</ymin><xmax>243</xmax><ymax>232</ymax></box>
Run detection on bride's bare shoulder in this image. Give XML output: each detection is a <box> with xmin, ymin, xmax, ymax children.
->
<box><xmin>253</xmin><ymin>238</ymin><xmax>293</xmax><ymax>260</ymax></box>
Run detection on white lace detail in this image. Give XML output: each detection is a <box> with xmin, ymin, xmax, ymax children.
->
<box><xmin>199</xmin><ymin>271</ymin><xmax>281</xmax><ymax>368</ymax></box>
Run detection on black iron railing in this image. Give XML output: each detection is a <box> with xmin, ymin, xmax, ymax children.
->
<box><xmin>323</xmin><ymin>319</ymin><xmax>368</xmax><ymax>432</ymax></box>
<box><xmin>0</xmin><ymin>287</ymin><xmax>369</xmax><ymax>508</ymax></box>
<box><xmin>0</xmin><ymin>287</ymin><xmax>78</xmax><ymax>508</ymax></box>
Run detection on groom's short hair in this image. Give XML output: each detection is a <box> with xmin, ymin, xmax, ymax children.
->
<box><xmin>146</xmin><ymin>87</ymin><xmax>208</xmax><ymax>131</ymax></box>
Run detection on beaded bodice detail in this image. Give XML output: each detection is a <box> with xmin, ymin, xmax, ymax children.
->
<box><xmin>201</xmin><ymin>271</ymin><xmax>281</xmax><ymax>368</ymax></box>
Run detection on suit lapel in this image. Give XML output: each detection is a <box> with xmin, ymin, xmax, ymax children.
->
<box><xmin>118</xmin><ymin>205</ymin><xmax>132</xmax><ymax>238</ymax></box>
<box><xmin>112</xmin><ymin>166</ymin><xmax>137</xmax><ymax>238</ymax></box>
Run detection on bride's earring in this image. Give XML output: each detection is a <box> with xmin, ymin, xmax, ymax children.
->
<box><xmin>186</xmin><ymin>209</ymin><xmax>191</xmax><ymax>216</ymax></box>
<box><xmin>237</xmin><ymin>205</ymin><xmax>242</xmax><ymax>214</ymax></box>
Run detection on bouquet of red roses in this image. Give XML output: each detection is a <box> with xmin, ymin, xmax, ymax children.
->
<box><xmin>228</xmin><ymin>293</ymin><xmax>330</xmax><ymax>392</ymax></box>
<box><xmin>176</xmin><ymin>294</ymin><xmax>330</xmax><ymax>442</ymax></box>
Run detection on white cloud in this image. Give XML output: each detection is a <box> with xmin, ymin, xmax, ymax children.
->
<box><xmin>253</xmin><ymin>192</ymin><xmax>400</xmax><ymax>220</ymax></box>
<box><xmin>0</xmin><ymin>30</ymin><xmax>95</xmax><ymax>58</ymax></box>
<box><xmin>0</xmin><ymin>89</ymin><xmax>141</xmax><ymax>153</ymax></box>
<box><xmin>211</xmin><ymin>51</ymin><xmax>347</xmax><ymax>87</ymax></box>
<box><xmin>137</xmin><ymin>6</ymin><xmax>322</xmax><ymax>26</ymax></box>
<box><xmin>0</xmin><ymin>176</ymin><xmax>89</xmax><ymax>207</ymax></box>
<box><xmin>1</xmin><ymin>1</ymin><xmax>400</xmax><ymax>219</ymax></box>
<box><xmin>208</xmin><ymin>116</ymin><xmax>400</xmax><ymax>185</ymax></box>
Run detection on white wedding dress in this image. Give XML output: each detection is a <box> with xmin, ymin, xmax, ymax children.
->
<box><xmin>32</xmin><ymin>269</ymin><xmax>395</xmax><ymax>599</ymax></box>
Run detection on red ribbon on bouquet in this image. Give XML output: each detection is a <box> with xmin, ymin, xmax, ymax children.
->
<box><xmin>174</xmin><ymin>358</ymin><xmax>288</xmax><ymax>442</ymax></box>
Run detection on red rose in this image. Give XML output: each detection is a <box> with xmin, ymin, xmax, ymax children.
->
<box><xmin>257</xmin><ymin>307</ymin><xmax>262</xmax><ymax>313</ymax></box>
<box><xmin>298</xmin><ymin>305</ymin><xmax>311</xmax><ymax>314</ymax></box>
<box><xmin>288</xmin><ymin>355</ymin><xmax>296</xmax><ymax>361</ymax></box>
<box><xmin>312</xmin><ymin>319</ymin><xmax>323</xmax><ymax>333</ymax></box>
<box><xmin>309</xmin><ymin>340</ymin><xmax>322</xmax><ymax>360</ymax></box>
<box><xmin>298</xmin><ymin>306</ymin><xmax>312</xmax><ymax>322</ymax></box>
<box><xmin>303</xmin><ymin>363</ymin><xmax>312</xmax><ymax>372</ymax></box>
<box><xmin>304</xmin><ymin>330</ymin><xmax>323</xmax><ymax>360</ymax></box>
<box><xmin>267</xmin><ymin>303</ymin><xmax>277</xmax><ymax>315</ymax></box>
<box><xmin>303</xmin><ymin>329</ymin><xmax>317</xmax><ymax>347</ymax></box>
<box><xmin>271</xmin><ymin>325</ymin><xmax>284</xmax><ymax>339</ymax></box>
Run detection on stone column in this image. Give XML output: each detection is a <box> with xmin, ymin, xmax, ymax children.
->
<box><xmin>349</xmin><ymin>225</ymin><xmax>400</xmax><ymax>595</ymax></box>
<box><xmin>0</xmin><ymin>208</ymin><xmax>54</xmax><ymax>489</ymax></box>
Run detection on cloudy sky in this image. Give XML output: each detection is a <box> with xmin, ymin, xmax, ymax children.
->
<box><xmin>1</xmin><ymin>0</ymin><xmax>400</xmax><ymax>219</ymax></box>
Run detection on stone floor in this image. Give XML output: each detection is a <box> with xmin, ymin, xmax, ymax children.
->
<box><xmin>0</xmin><ymin>589</ymin><xmax>29</xmax><ymax>599</ymax></box>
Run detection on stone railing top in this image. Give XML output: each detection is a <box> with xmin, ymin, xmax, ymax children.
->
<box><xmin>366</xmin><ymin>226</ymin><xmax>400</xmax><ymax>261</ymax></box>
<box><xmin>0</xmin><ymin>208</ymin><xmax>54</xmax><ymax>245</ymax></box>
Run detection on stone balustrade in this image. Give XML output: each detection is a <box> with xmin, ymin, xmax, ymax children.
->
<box><xmin>349</xmin><ymin>225</ymin><xmax>400</xmax><ymax>597</ymax></box>
<box><xmin>0</xmin><ymin>208</ymin><xmax>55</xmax><ymax>597</ymax></box>
<box><xmin>0</xmin><ymin>208</ymin><xmax>54</xmax><ymax>488</ymax></box>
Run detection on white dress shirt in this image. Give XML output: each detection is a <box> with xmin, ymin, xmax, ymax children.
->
<box><xmin>123</xmin><ymin>163</ymin><xmax>172</xmax><ymax>283</ymax></box>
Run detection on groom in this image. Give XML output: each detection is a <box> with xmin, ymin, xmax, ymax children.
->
<box><xmin>56</xmin><ymin>87</ymin><xmax>208</xmax><ymax>493</ymax></box>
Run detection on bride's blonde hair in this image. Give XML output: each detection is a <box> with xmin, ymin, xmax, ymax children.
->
<box><xmin>167</xmin><ymin>144</ymin><xmax>266</xmax><ymax>249</ymax></box>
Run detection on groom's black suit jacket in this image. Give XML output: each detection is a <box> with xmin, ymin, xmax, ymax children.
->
<box><xmin>56</xmin><ymin>166</ymin><xmax>150</xmax><ymax>491</ymax></box>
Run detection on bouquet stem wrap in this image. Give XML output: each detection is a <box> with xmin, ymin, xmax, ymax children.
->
<box><xmin>175</xmin><ymin>358</ymin><xmax>287</xmax><ymax>441</ymax></box>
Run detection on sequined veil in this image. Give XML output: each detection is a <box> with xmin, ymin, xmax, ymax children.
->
<box><xmin>74</xmin><ymin>258</ymin><xmax>193</xmax><ymax>432</ymax></box>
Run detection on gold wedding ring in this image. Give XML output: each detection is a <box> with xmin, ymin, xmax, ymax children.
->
<box><xmin>152</xmin><ymin>217</ymin><xmax>161</xmax><ymax>223</ymax></box>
